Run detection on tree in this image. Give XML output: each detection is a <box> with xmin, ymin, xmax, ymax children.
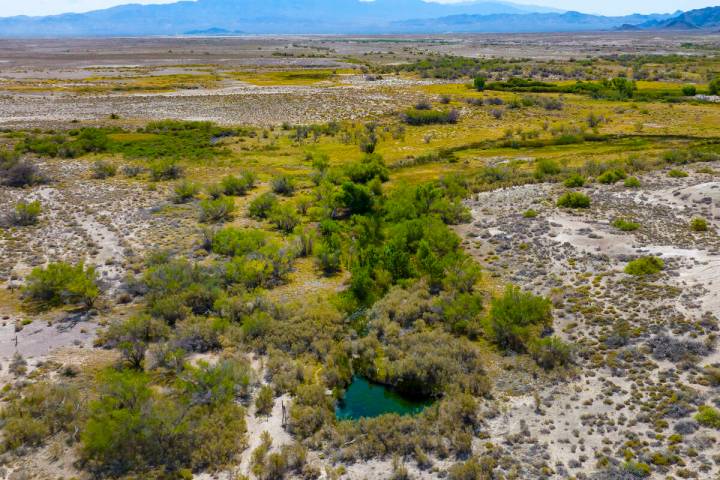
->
<box><xmin>102</xmin><ymin>315</ymin><xmax>170</xmax><ymax>369</ymax></box>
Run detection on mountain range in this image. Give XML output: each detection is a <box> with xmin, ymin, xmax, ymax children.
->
<box><xmin>0</xmin><ymin>0</ymin><xmax>717</xmax><ymax>37</ymax></box>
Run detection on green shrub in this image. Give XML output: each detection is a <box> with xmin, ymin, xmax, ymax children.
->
<box><xmin>624</xmin><ymin>176</ymin><xmax>641</xmax><ymax>188</ymax></box>
<box><xmin>625</xmin><ymin>256</ymin><xmax>664</xmax><ymax>276</ymax></box>
<box><xmin>612</xmin><ymin>218</ymin><xmax>640</xmax><ymax>231</ymax></box>
<box><xmin>489</xmin><ymin>285</ymin><xmax>552</xmax><ymax>352</ymax></box>
<box><xmin>523</xmin><ymin>209</ymin><xmax>538</xmax><ymax>218</ymax></box>
<box><xmin>199</xmin><ymin>196</ymin><xmax>235</xmax><ymax>223</ymax></box>
<box><xmin>269</xmin><ymin>203</ymin><xmax>301</xmax><ymax>233</ymax></box>
<box><xmin>668</xmin><ymin>169</ymin><xmax>688</xmax><ymax>178</ymax></box>
<box><xmin>529</xmin><ymin>336</ymin><xmax>573</xmax><ymax>369</ymax></box>
<box><xmin>709</xmin><ymin>77</ymin><xmax>720</xmax><ymax>95</ymax></box>
<box><xmin>81</xmin><ymin>367</ymin><xmax>247</xmax><ymax>475</ymax></box>
<box><xmin>210</xmin><ymin>227</ymin><xmax>268</xmax><ymax>257</ymax></box>
<box><xmin>0</xmin><ymin>382</ymin><xmax>82</xmax><ymax>451</ymax></box>
<box><xmin>23</xmin><ymin>262</ymin><xmax>99</xmax><ymax>309</ymax></box>
<box><xmin>255</xmin><ymin>385</ymin><xmax>274</xmax><ymax>416</ymax></box>
<box><xmin>315</xmin><ymin>241</ymin><xmax>342</xmax><ymax>275</ymax></box>
<box><xmin>473</xmin><ymin>76</ymin><xmax>486</xmax><ymax>92</ymax></box>
<box><xmin>623</xmin><ymin>461</ymin><xmax>651</xmax><ymax>477</ymax></box>
<box><xmin>101</xmin><ymin>315</ymin><xmax>170</xmax><ymax>369</ymax></box>
<box><xmin>249</xmin><ymin>192</ymin><xmax>279</xmax><ymax>219</ymax></box>
<box><xmin>534</xmin><ymin>159</ymin><xmax>562</xmax><ymax>178</ymax></box>
<box><xmin>690</xmin><ymin>217</ymin><xmax>708</xmax><ymax>232</ymax></box>
<box><xmin>173</xmin><ymin>180</ymin><xmax>200</xmax><ymax>203</ymax></box>
<box><xmin>557</xmin><ymin>191</ymin><xmax>590</xmax><ymax>209</ymax></box>
<box><xmin>11</xmin><ymin>200</ymin><xmax>41</xmax><ymax>226</ymax></box>
<box><xmin>221</xmin><ymin>171</ymin><xmax>256</xmax><ymax>196</ymax></box>
<box><xmin>597</xmin><ymin>169</ymin><xmax>626</xmax><ymax>184</ymax></box>
<box><xmin>91</xmin><ymin>160</ymin><xmax>117</xmax><ymax>179</ymax></box>
<box><xmin>149</xmin><ymin>159</ymin><xmax>183</xmax><ymax>181</ymax></box>
<box><xmin>401</xmin><ymin>108</ymin><xmax>459</xmax><ymax>126</ymax></box>
<box><xmin>345</xmin><ymin>154</ymin><xmax>389</xmax><ymax>184</ymax></box>
<box><xmin>682</xmin><ymin>85</ymin><xmax>697</xmax><ymax>96</ymax></box>
<box><xmin>563</xmin><ymin>173</ymin><xmax>586</xmax><ymax>188</ymax></box>
<box><xmin>271</xmin><ymin>175</ymin><xmax>296</xmax><ymax>196</ymax></box>
<box><xmin>696</xmin><ymin>405</ymin><xmax>720</xmax><ymax>428</ymax></box>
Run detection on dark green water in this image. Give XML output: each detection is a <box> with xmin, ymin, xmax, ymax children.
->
<box><xmin>335</xmin><ymin>376</ymin><xmax>433</xmax><ymax>420</ymax></box>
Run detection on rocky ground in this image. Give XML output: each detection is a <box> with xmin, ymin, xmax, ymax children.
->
<box><xmin>457</xmin><ymin>163</ymin><xmax>720</xmax><ymax>479</ymax></box>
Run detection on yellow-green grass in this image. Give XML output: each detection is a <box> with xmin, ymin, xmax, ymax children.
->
<box><xmin>229</xmin><ymin>68</ymin><xmax>355</xmax><ymax>86</ymax></box>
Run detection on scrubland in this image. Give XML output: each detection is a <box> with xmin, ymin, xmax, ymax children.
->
<box><xmin>0</xmin><ymin>34</ymin><xmax>719</xmax><ymax>480</ymax></box>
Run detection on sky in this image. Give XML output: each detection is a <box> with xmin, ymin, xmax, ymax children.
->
<box><xmin>0</xmin><ymin>0</ymin><xmax>715</xmax><ymax>17</ymax></box>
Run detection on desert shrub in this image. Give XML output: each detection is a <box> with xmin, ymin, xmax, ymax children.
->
<box><xmin>271</xmin><ymin>175</ymin><xmax>296</xmax><ymax>196</ymax></box>
<box><xmin>255</xmin><ymin>385</ymin><xmax>274</xmax><ymax>416</ymax></box>
<box><xmin>173</xmin><ymin>180</ymin><xmax>200</xmax><ymax>203</ymax></box>
<box><xmin>448</xmin><ymin>456</ymin><xmax>495</xmax><ymax>480</ymax></box>
<box><xmin>534</xmin><ymin>159</ymin><xmax>562</xmax><ymax>179</ymax></box>
<box><xmin>557</xmin><ymin>191</ymin><xmax>590</xmax><ymax>209</ymax></box>
<box><xmin>709</xmin><ymin>77</ymin><xmax>720</xmax><ymax>95</ymax></box>
<box><xmin>10</xmin><ymin>200</ymin><xmax>41</xmax><ymax>226</ymax></box>
<box><xmin>647</xmin><ymin>334</ymin><xmax>709</xmax><ymax>362</ymax></box>
<box><xmin>173</xmin><ymin>316</ymin><xmax>226</xmax><ymax>353</ymax></box>
<box><xmin>91</xmin><ymin>160</ymin><xmax>117</xmax><ymax>179</ymax></box>
<box><xmin>1</xmin><ymin>161</ymin><xmax>45</xmax><ymax>187</ymax></box>
<box><xmin>402</xmin><ymin>108</ymin><xmax>459</xmax><ymax>126</ymax></box>
<box><xmin>625</xmin><ymin>256</ymin><xmax>664</xmax><ymax>276</ymax></box>
<box><xmin>338</xmin><ymin>181</ymin><xmax>374</xmax><ymax>215</ymax></box>
<box><xmin>624</xmin><ymin>176</ymin><xmax>641</xmax><ymax>188</ymax></box>
<box><xmin>101</xmin><ymin>315</ymin><xmax>170</xmax><ymax>369</ymax></box>
<box><xmin>224</xmin><ymin>245</ymin><xmax>294</xmax><ymax>290</ymax></box>
<box><xmin>315</xmin><ymin>240</ymin><xmax>342</xmax><ymax>275</ymax></box>
<box><xmin>345</xmin><ymin>154</ymin><xmax>389</xmax><ymax>184</ymax></box>
<box><xmin>690</xmin><ymin>217</ymin><xmax>708</xmax><ymax>232</ymax></box>
<box><xmin>122</xmin><ymin>165</ymin><xmax>143</xmax><ymax>177</ymax></box>
<box><xmin>142</xmin><ymin>258</ymin><xmax>221</xmax><ymax>324</ymax></box>
<box><xmin>473</xmin><ymin>76</ymin><xmax>486</xmax><ymax>91</ymax></box>
<box><xmin>221</xmin><ymin>172</ymin><xmax>255</xmax><ymax>196</ymax></box>
<box><xmin>563</xmin><ymin>173</ymin><xmax>586</xmax><ymax>187</ymax></box>
<box><xmin>488</xmin><ymin>285</ymin><xmax>552</xmax><ymax>352</ymax></box>
<box><xmin>81</xmin><ymin>367</ymin><xmax>247</xmax><ymax>475</ymax></box>
<box><xmin>696</xmin><ymin>405</ymin><xmax>720</xmax><ymax>428</ymax></box>
<box><xmin>623</xmin><ymin>461</ymin><xmax>651</xmax><ymax>478</ymax></box>
<box><xmin>668</xmin><ymin>168</ymin><xmax>688</xmax><ymax>178</ymax></box>
<box><xmin>210</xmin><ymin>227</ymin><xmax>268</xmax><ymax>257</ymax></box>
<box><xmin>597</xmin><ymin>169</ymin><xmax>626</xmax><ymax>184</ymax></box>
<box><xmin>0</xmin><ymin>382</ymin><xmax>83</xmax><ymax>451</ymax></box>
<box><xmin>612</xmin><ymin>218</ymin><xmax>640</xmax><ymax>231</ymax></box>
<box><xmin>149</xmin><ymin>159</ymin><xmax>183</xmax><ymax>181</ymax></box>
<box><xmin>529</xmin><ymin>336</ymin><xmax>573</xmax><ymax>369</ymax></box>
<box><xmin>249</xmin><ymin>192</ymin><xmax>279</xmax><ymax>219</ymax></box>
<box><xmin>24</xmin><ymin>262</ymin><xmax>99</xmax><ymax>309</ymax></box>
<box><xmin>523</xmin><ymin>209</ymin><xmax>538</xmax><ymax>218</ymax></box>
<box><xmin>269</xmin><ymin>203</ymin><xmax>301</xmax><ymax>233</ymax></box>
<box><xmin>199</xmin><ymin>196</ymin><xmax>235</xmax><ymax>223</ymax></box>
<box><xmin>682</xmin><ymin>85</ymin><xmax>697</xmax><ymax>96</ymax></box>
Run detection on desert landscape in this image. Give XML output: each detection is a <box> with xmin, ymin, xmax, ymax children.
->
<box><xmin>1</xmin><ymin>30</ymin><xmax>720</xmax><ymax>480</ymax></box>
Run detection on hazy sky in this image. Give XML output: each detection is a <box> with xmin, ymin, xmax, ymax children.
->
<box><xmin>0</xmin><ymin>0</ymin><xmax>715</xmax><ymax>17</ymax></box>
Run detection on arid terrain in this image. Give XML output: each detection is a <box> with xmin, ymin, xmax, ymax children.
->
<box><xmin>0</xmin><ymin>34</ymin><xmax>719</xmax><ymax>480</ymax></box>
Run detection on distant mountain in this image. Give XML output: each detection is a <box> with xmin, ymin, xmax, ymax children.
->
<box><xmin>0</xmin><ymin>0</ymin><xmax>566</xmax><ymax>37</ymax></box>
<box><xmin>184</xmin><ymin>27</ymin><xmax>244</xmax><ymax>35</ymax></box>
<box><xmin>622</xmin><ymin>6</ymin><xmax>720</xmax><ymax>30</ymax></box>
<box><xmin>391</xmin><ymin>11</ymin><xmax>676</xmax><ymax>33</ymax></box>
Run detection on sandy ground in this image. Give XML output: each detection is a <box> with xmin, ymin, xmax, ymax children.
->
<box><xmin>458</xmin><ymin>163</ymin><xmax>720</xmax><ymax>479</ymax></box>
